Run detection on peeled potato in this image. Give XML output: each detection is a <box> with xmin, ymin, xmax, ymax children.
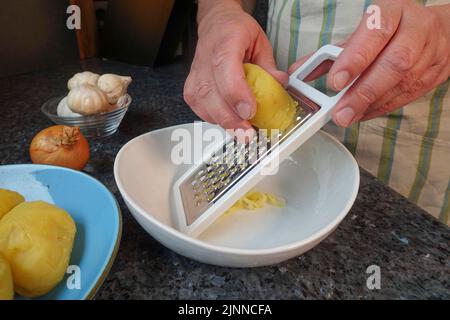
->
<box><xmin>0</xmin><ymin>189</ymin><xmax>25</xmax><ymax>220</ymax></box>
<box><xmin>0</xmin><ymin>252</ymin><xmax>14</xmax><ymax>300</ymax></box>
<box><xmin>244</xmin><ymin>63</ymin><xmax>297</xmax><ymax>131</ymax></box>
<box><xmin>0</xmin><ymin>201</ymin><xmax>76</xmax><ymax>297</ymax></box>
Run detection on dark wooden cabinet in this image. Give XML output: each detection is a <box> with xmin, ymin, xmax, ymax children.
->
<box><xmin>101</xmin><ymin>0</ymin><xmax>175</xmax><ymax>66</ymax></box>
<box><xmin>0</xmin><ymin>0</ymin><xmax>79</xmax><ymax>77</ymax></box>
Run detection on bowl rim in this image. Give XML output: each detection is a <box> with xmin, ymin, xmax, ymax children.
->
<box><xmin>41</xmin><ymin>95</ymin><xmax>131</xmax><ymax>121</ymax></box>
<box><xmin>0</xmin><ymin>163</ymin><xmax>122</xmax><ymax>300</ymax></box>
<box><xmin>114</xmin><ymin>122</ymin><xmax>360</xmax><ymax>256</ymax></box>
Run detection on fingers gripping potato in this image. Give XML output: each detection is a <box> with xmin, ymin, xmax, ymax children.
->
<box><xmin>244</xmin><ymin>63</ymin><xmax>297</xmax><ymax>131</ymax></box>
<box><xmin>0</xmin><ymin>201</ymin><xmax>76</xmax><ymax>297</ymax></box>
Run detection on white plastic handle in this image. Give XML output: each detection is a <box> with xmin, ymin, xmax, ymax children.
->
<box><xmin>289</xmin><ymin>44</ymin><xmax>350</xmax><ymax>110</ymax></box>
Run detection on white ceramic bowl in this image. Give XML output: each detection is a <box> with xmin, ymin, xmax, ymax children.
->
<box><xmin>114</xmin><ymin>123</ymin><xmax>359</xmax><ymax>267</ymax></box>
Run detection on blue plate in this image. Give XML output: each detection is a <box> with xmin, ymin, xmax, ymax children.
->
<box><xmin>0</xmin><ymin>164</ymin><xmax>122</xmax><ymax>300</ymax></box>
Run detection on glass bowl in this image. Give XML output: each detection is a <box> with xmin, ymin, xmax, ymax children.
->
<box><xmin>41</xmin><ymin>95</ymin><xmax>131</xmax><ymax>138</ymax></box>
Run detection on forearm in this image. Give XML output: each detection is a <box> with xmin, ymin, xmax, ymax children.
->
<box><xmin>197</xmin><ymin>0</ymin><xmax>244</xmax><ymax>24</ymax></box>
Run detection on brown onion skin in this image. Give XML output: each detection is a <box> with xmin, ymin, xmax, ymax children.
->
<box><xmin>29</xmin><ymin>125</ymin><xmax>90</xmax><ymax>171</ymax></box>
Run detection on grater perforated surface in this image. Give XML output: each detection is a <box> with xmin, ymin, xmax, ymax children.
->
<box><xmin>179</xmin><ymin>88</ymin><xmax>322</xmax><ymax>226</ymax></box>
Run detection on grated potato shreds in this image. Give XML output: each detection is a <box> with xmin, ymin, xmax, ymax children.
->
<box><xmin>224</xmin><ymin>190</ymin><xmax>286</xmax><ymax>216</ymax></box>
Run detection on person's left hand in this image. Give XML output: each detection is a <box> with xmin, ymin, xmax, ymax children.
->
<box><xmin>289</xmin><ymin>0</ymin><xmax>450</xmax><ymax>127</ymax></box>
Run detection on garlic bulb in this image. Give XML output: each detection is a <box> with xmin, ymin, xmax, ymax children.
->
<box><xmin>97</xmin><ymin>74</ymin><xmax>132</xmax><ymax>104</ymax></box>
<box><xmin>67</xmin><ymin>84</ymin><xmax>109</xmax><ymax>115</ymax></box>
<box><xmin>116</xmin><ymin>94</ymin><xmax>132</xmax><ymax>109</ymax></box>
<box><xmin>67</xmin><ymin>71</ymin><xmax>100</xmax><ymax>90</ymax></box>
<box><xmin>57</xmin><ymin>96</ymin><xmax>82</xmax><ymax>117</ymax></box>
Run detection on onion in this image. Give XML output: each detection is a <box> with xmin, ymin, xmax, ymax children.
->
<box><xmin>29</xmin><ymin>125</ymin><xmax>90</xmax><ymax>170</ymax></box>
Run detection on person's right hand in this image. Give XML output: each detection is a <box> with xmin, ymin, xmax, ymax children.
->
<box><xmin>183</xmin><ymin>0</ymin><xmax>288</xmax><ymax>130</ymax></box>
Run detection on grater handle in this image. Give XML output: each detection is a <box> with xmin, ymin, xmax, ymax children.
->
<box><xmin>289</xmin><ymin>44</ymin><xmax>352</xmax><ymax>111</ymax></box>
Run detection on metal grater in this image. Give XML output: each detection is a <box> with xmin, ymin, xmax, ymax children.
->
<box><xmin>173</xmin><ymin>45</ymin><xmax>354</xmax><ymax>237</ymax></box>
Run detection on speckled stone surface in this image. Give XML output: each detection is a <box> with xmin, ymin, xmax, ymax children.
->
<box><xmin>0</xmin><ymin>59</ymin><xmax>449</xmax><ymax>300</ymax></box>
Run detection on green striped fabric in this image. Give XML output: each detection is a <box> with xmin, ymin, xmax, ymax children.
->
<box><xmin>440</xmin><ymin>181</ymin><xmax>450</xmax><ymax>222</ymax></box>
<box><xmin>268</xmin><ymin>0</ymin><xmax>450</xmax><ymax>224</ymax></box>
<box><xmin>377</xmin><ymin>110</ymin><xmax>403</xmax><ymax>184</ymax></box>
<box><xmin>409</xmin><ymin>79</ymin><xmax>450</xmax><ymax>203</ymax></box>
<box><xmin>266</xmin><ymin>0</ymin><xmax>277</xmax><ymax>40</ymax></box>
<box><xmin>287</xmin><ymin>0</ymin><xmax>301</xmax><ymax>67</ymax></box>
<box><xmin>316</xmin><ymin>0</ymin><xmax>336</xmax><ymax>94</ymax></box>
<box><xmin>273</xmin><ymin>0</ymin><xmax>289</xmax><ymax>60</ymax></box>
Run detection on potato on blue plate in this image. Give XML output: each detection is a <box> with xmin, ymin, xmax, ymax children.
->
<box><xmin>0</xmin><ymin>201</ymin><xmax>76</xmax><ymax>298</ymax></box>
<box><xmin>0</xmin><ymin>164</ymin><xmax>121</xmax><ymax>300</ymax></box>
<box><xmin>0</xmin><ymin>189</ymin><xmax>25</xmax><ymax>220</ymax></box>
<box><xmin>0</xmin><ymin>252</ymin><xmax>13</xmax><ymax>300</ymax></box>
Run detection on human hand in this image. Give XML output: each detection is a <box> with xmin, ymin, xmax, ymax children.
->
<box><xmin>289</xmin><ymin>0</ymin><xmax>450</xmax><ymax>127</ymax></box>
<box><xmin>183</xmin><ymin>0</ymin><xmax>288</xmax><ymax>130</ymax></box>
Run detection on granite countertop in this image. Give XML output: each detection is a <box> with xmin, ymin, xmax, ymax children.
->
<box><xmin>0</xmin><ymin>59</ymin><xmax>448</xmax><ymax>300</ymax></box>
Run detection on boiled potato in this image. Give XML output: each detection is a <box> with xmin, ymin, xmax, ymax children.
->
<box><xmin>0</xmin><ymin>201</ymin><xmax>76</xmax><ymax>297</ymax></box>
<box><xmin>0</xmin><ymin>252</ymin><xmax>14</xmax><ymax>300</ymax></box>
<box><xmin>244</xmin><ymin>63</ymin><xmax>297</xmax><ymax>131</ymax></box>
<box><xmin>0</xmin><ymin>189</ymin><xmax>25</xmax><ymax>220</ymax></box>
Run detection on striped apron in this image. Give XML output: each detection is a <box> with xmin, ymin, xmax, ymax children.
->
<box><xmin>267</xmin><ymin>0</ymin><xmax>450</xmax><ymax>225</ymax></box>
